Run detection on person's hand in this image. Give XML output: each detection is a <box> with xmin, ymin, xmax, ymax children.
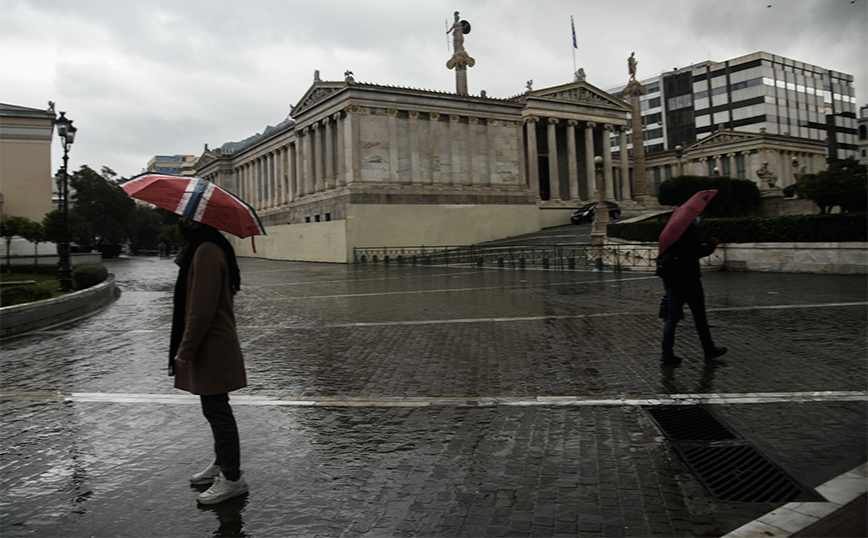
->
<box><xmin>174</xmin><ymin>356</ymin><xmax>191</xmax><ymax>370</ymax></box>
<box><xmin>174</xmin><ymin>245</ymin><xmax>187</xmax><ymax>266</ymax></box>
<box><xmin>710</xmin><ymin>237</ymin><xmax>720</xmax><ymax>245</ymax></box>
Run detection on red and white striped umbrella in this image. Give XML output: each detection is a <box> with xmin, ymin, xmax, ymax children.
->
<box><xmin>120</xmin><ymin>173</ymin><xmax>265</xmax><ymax>239</ymax></box>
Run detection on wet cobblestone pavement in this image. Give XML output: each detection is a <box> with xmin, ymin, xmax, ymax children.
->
<box><xmin>1</xmin><ymin>254</ymin><xmax>866</xmax><ymax>537</ymax></box>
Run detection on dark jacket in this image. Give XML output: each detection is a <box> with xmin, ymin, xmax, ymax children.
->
<box><xmin>656</xmin><ymin>224</ymin><xmax>716</xmax><ymax>287</ymax></box>
<box><xmin>173</xmin><ymin>241</ymin><xmax>247</xmax><ymax>395</ymax></box>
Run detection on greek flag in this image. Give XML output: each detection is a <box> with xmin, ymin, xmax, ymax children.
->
<box><xmin>571</xmin><ymin>16</ymin><xmax>577</xmax><ymax>49</ymax></box>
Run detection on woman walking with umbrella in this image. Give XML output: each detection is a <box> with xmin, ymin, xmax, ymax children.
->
<box><xmin>655</xmin><ymin>190</ymin><xmax>728</xmax><ymax>366</ymax></box>
<box><xmin>121</xmin><ymin>173</ymin><xmax>265</xmax><ymax>504</ymax></box>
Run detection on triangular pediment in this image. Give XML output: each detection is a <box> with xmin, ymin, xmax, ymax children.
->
<box><xmin>291</xmin><ymin>82</ymin><xmax>346</xmax><ymax>116</ymax></box>
<box><xmin>528</xmin><ymin>81</ymin><xmax>629</xmax><ymax>110</ymax></box>
<box><xmin>689</xmin><ymin>130</ymin><xmax>761</xmax><ymax>150</ymax></box>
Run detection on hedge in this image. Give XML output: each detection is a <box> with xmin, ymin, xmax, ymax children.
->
<box><xmin>72</xmin><ymin>264</ymin><xmax>108</xmax><ymax>290</ymax></box>
<box><xmin>608</xmin><ymin>213</ymin><xmax>868</xmax><ymax>243</ymax></box>
<box><xmin>0</xmin><ymin>286</ymin><xmax>53</xmax><ymax>307</ymax></box>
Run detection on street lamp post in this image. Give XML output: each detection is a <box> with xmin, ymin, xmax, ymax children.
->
<box><xmin>675</xmin><ymin>145</ymin><xmax>684</xmax><ymax>176</ymax></box>
<box><xmin>54</xmin><ymin>111</ymin><xmax>76</xmax><ymax>292</ymax></box>
<box><xmin>590</xmin><ymin>155</ymin><xmax>610</xmax><ymax>247</ymax></box>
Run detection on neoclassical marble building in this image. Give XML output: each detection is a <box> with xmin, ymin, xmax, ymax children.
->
<box><xmin>196</xmin><ymin>75</ymin><xmax>631</xmax><ymax>262</ymax></box>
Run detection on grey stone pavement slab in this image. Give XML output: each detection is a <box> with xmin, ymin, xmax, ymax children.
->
<box><xmin>1</xmin><ymin>248</ymin><xmax>866</xmax><ymax>537</ymax></box>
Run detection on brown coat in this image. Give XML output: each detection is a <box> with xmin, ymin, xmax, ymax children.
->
<box><xmin>174</xmin><ymin>241</ymin><xmax>247</xmax><ymax>395</ymax></box>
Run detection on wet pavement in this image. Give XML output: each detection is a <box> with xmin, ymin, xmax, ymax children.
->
<box><xmin>1</xmin><ymin>247</ymin><xmax>866</xmax><ymax>537</ymax></box>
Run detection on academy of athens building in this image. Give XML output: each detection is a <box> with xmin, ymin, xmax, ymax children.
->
<box><xmin>195</xmin><ymin>74</ymin><xmax>633</xmax><ymax>263</ymax></box>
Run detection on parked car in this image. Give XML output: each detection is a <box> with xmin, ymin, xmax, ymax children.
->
<box><xmin>570</xmin><ymin>202</ymin><xmax>621</xmax><ymax>224</ymax></box>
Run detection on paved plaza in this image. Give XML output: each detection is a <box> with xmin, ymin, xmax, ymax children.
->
<box><xmin>1</xmin><ymin>244</ymin><xmax>866</xmax><ymax>537</ymax></box>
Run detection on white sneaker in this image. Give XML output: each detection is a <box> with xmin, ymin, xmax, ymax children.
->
<box><xmin>189</xmin><ymin>461</ymin><xmax>221</xmax><ymax>485</ymax></box>
<box><xmin>197</xmin><ymin>472</ymin><xmax>248</xmax><ymax>505</ymax></box>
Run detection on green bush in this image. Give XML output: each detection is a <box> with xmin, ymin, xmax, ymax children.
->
<box><xmin>7</xmin><ymin>264</ymin><xmax>61</xmax><ymax>276</ymax></box>
<box><xmin>1</xmin><ymin>286</ymin><xmax>52</xmax><ymax>307</ymax></box>
<box><xmin>608</xmin><ymin>213</ymin><xmax>868</xmax><ymax>243</ymax></box>
<box><xmin>72</xmin><ymin>264</ymin><xmax>108</xmax><ymax>290</ymax></box>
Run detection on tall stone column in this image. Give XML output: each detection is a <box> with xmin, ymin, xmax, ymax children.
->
<box><xmin>324</xmin><ymin>117</ymin><xmax>335</xmax><ymax>190</ymax></box>
<box><xmin>546</xmin><ymin>118</ymin><xmax>561</xmax><ymax>201</ymax></box>
<box><xmin>487</xmin><ymin>118</ymin><xmax>498</xmax><ymax>186</ymax></box>
<box><xmin>525</xmin><ymin>116</ymin><xmax>540</xmax><ymax>199</ymax></box>
<box><xmin>567</xmin><ymin>120</ymin><xmax>579</xmax><ymax>201</ymax></box>
<box><xmin>603</xmin><ymin>124</ymin><xmax>615</xmax><ymax>201</ymax></box>
<box><xmin>429</xmin><ymin>112</ymin><xmax>441</xmax><ymax>185</ymax></box>
<box><xmin>449</xmin><ymin>114</ymin><xmax>461</xmax><ymax>186</ymax></box>
<box><xmin>408</xmin><ymin>111</ymin><xmax>421</xmax><ymax>184</ymax></box>
<box><xmin>302</xmin><ymin>127</ymin><xmax>314</xmax><ymax>196</ymax></box>
<box><xmin>387</xmin><ymin>109</ymin><xmax>399</xmax><ymax>183</ymax></box>
<box><xmin>619</xmin><ymin>129</ymin><xmax>630</xmax><ymax>200</ymax></box>
<box><xmin>584</xmin><ymin>122</ymin><xmax>596</xmax><ymax>200</ymax></box>
<box><xmin>334</xmin><ymin>113</ymin><xmax>345</xmax><ymax>187</ymax></box>
<box><xmin>312</xmin><ymin>123</ymin><xmax>323</xmax><ymax>192</ymax></box>
<box><xmin>344</xmin><ymin>106</ymin><xmax>362</xmax><ymax>185</ymax></box>
<box><xmin>623</xmin><ymin>78</ymin><xmax>650</xmax><ymax>202</ymax></box>
<box><xmin>469</xmin><ymin>117</ymin><xmax>480</xmax><ymax>185</ymax></box>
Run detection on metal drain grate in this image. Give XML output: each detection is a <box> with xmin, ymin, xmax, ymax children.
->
<box><xmin>679</xmin><ymin>445</ymin><xmax>822</xmax><ymax>503</ymax></box>
<box><xmin>645</xmin><ymin>406</ymin><xmax>823</xmax><ymax>503</ymax></box>
<box><xmin>646</xmin><ymin>406</ymin><xmax>738</xmax><ymax>441</ymax></box>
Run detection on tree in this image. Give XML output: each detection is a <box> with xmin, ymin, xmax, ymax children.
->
<box><xmin>128</xmin><ymin>205</ymin><xmax>163</xmax><ymax>255</ymax></box>
<box><xmin>795</xmin><ymin>158</ymin><xmax>868</xmax><ymax>213</ymax></box>
<box><xmin>18</xmin><ymin>220</ymin><xmax>45</xmax><ymax>273</ymax></box>
<box><xmin>68</xmin><ymin>165</ymin><xmax>135</xmax><ymax>247</ymax></box>
<box><xmin>1</xmin><ymin>216</ymin><xmax>31</xmax><ymax>274</ymax></box>
<box><xmin>42</xmin><ymin>209</ymin><xmax>90</xmax><ymax>251</ymax></box>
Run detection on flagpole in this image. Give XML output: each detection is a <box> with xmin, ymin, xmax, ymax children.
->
<box><xmin>570</xmin><ymin>16</ymin><xmax>577</xmax><ymax>79</ymax></box>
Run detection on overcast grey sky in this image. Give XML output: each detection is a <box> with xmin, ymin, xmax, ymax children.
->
<box><xmin>2</xmin><ymin>0</ymin><xmax>865</xmax><ymax>179</ymax></box>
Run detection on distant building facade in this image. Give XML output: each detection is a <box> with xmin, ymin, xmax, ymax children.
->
<box><xmin>607</xmin><ymin>51</ymin><xmax>859</xmax><ymax>162</ymax></box>
<box><xmin>858</xmin><ymin>104</ymin><xmax>867</xmax><ymax>165</ymax></box>
<box><xmin>0</xmin><ymin>102</ymin><xmax>56</xmax><ymax>222</ymax></box>
<box><xmin>196</xmin><ymin>76</ymin><xmax>631</xmax><ymax>262</ymax></box>
<box><xmin>146</xmin><ymin>154</ymin><xmax>197</xmax><ymax>176</ymax></box>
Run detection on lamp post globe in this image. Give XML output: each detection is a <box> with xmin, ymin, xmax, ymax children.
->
<box><xmin>54</xmin><ymin>111</ymin><xmax>76</xmax><ymax>292</ymax></box>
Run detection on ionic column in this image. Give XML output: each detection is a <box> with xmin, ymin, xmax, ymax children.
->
<box><xmin>487</xmin><ymin>118</ymin><xmax>498</xmax><ymax>186</ymax></box>
<box><xmin>566</xmin><ymin>120</ymin><xmax>579</xmax><ymax>201</ymax></box>
<box><xmin>386</xmin><ymin>109</ymin><xmax>399</xmax><ymax>183</ymax></box>
<box><xmin>312</xmin><ymin>123</ymin><xmax>324</xmax><ymax>192</ymax></box>
<box><xmin>547</xmin><ymin>117</ymin><xmax>561</xmax><ymax>201</ymax></box>
<box><xmin>525</xmin><ymin>116</ymin><xmax>540</xmax><ymax>199</ymax></box>
<box><xmin>293</xmin><ymin>141</ymin><xmax>302</xmax><ymax>200</ymax></box>
<box><xmin>324</xmin><ymin>117</ymin><xmax>335</xmax><ymax>190</ymax></box>
<box><xmin>619</xmin><ymin>129</ymin><xmax>630</xmax><ymax>200</ymax></box>
<box><xmin>408</xmin><ymin>110</ymin><xmax>421</xmax><ymax>184</ymax></box>
<box><xmin>302</xmin><ymin>127</ymin><xmax>314</xmax><ymax>195</ymax></box>
<box><xmin>603</xmin><ymin>124</ymin><xmax>615</xmax><ymax>201</ymax></box>
<box><xmin>584</xmin><ymin>122</ymin><xmax>597</xmax><ymax>200</ymax></box>
<box><xmin>333</xmin><ymin>113</ymin><xmax>345</xmax><ymax>187</ymax></box>
<box><xmin>469</xmin><ymin>117</ymin><xmax>480</xmax><ymax>185</ymax></box>
<box><xmin>429</xmin><ymin>112</ymin><xmax>441</xmax><ymax>185</ymax></box>
<box><xmin>344</xmin><ymin>106</ymin><xmax>362</xmax><ymax>185</ymax></box>
<box><xmin>449</xmin><ymin>114</ymin><xmax>461</xmax><ymax>185</ymax></box>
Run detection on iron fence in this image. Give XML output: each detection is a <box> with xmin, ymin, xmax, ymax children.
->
<box><xmin>353</xmin><ymin>243</ymin><xmax>725</xmax><ymax>271</ymax></box>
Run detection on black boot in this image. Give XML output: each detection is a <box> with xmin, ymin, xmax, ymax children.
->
<box><xmin>704</xmin><ymin>346</ymin><xmax>728</xmax><ymax>360</ymax></box>
<box><xmin>661</xmin><ymin>352</ymin><xmax>682</xmax><ymax>365</ymax></box>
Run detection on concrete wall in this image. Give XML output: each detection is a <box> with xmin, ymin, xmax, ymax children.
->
<box><xmin>723</xmin><ymin>242</ymin><xmax>868</xmax><ymax>274</ymax></box>
<box><xmin>0</xmin><ymin>275</ymin><xmax>120</xmax><ymax>338</ymax></box>
<box><xmin>540</xmin><ymin>208</ymin><xmax>574</xmax><ymax>229</ymax></box>
<box><xmin>231</xmin><ymin>203</ymin><xmax>541</xmax><ymax>263</ymax></box>
<box><xmin>231</xmin><ymin>220</ymin><xmax>347</xmax><ymax>263</ymax></box>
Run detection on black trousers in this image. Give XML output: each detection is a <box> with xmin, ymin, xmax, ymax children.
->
<box><xmin>200</xmin><ymin>393</ymin><xmax>241</xmax><ymax>481</ymax></box>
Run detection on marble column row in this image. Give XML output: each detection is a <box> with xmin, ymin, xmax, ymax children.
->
<box><xmin>524</xmin><ymin>117</ymin><xmax>630</xmax><ymax>202</ymax></box>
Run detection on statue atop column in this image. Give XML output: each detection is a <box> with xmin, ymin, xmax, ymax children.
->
<box><xmin>622</xmin><ymin>52</ymin><xmax>650</xmax><ymax>203</ymax></box>
<box><xmin>628</xmin><ymin>52</ymin><xmax>637</xmax><ymax>81</ymax></box>
<box><xmin>446</xmin><ymin>11</ymin><xmax>475</xmax><ymax>95</ymax></box>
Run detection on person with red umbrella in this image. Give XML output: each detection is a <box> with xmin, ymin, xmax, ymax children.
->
<box><xmin>120</xmin><ymin>173</ymin><xmax>262</xmax><ymax>505</ymax></box>
<box><xmin>655</xmin><ymin>190</ymin><xmax>728</xmax><ymax>365</ymax></box>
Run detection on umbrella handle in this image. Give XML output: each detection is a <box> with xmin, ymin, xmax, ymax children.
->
<box><xmin>251</xmin><ymin>236</ymin><xmax>257</xmax><ymax>253</ymax></box>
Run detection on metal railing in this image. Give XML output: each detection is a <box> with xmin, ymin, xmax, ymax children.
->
<box><xmin>353</xmin><ymin>243</ymin><xmax>725</xmax><ymax>271</ymax></box>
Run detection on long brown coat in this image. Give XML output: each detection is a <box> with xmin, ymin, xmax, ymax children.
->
<box><xmin>174</xmin><ymin>241</ymin><xmax>247</xmax><ymax>395</ymax></box>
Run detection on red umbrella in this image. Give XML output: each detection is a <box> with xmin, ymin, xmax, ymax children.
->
<box><xmin>658</xmin><ymin>189</ymin><xmax>717</xmax><ymax>254</ymax></box>
<box><xmin>120</xmin><ymin>173</ymin><xmax>266</xmax><ymax>240</ymax></box>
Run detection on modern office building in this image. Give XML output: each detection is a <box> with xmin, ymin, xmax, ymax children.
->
<box><xmin>146</xmin><ymin>154</ymin><xmax>197</xmax><ymax>176</ymax></box>
<box><xmin>607</xmin><ymin>51</ymin><xmax>859</xmax><ymax>162</ymax></box>
<box><xmin>858</xmin><ymin>104</ymin><xmax>868</xmax><ymax>165</ymax></box>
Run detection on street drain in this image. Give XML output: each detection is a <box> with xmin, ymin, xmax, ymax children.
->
<box><xmin>647</xmin><ymin>406</ymin><xmax>738</xmax><ymax>441</ymax></box>
<box><xmin>645</xmin><ymin>406</ymin><xmax>823</xmax><ymax>503</ymax></box>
